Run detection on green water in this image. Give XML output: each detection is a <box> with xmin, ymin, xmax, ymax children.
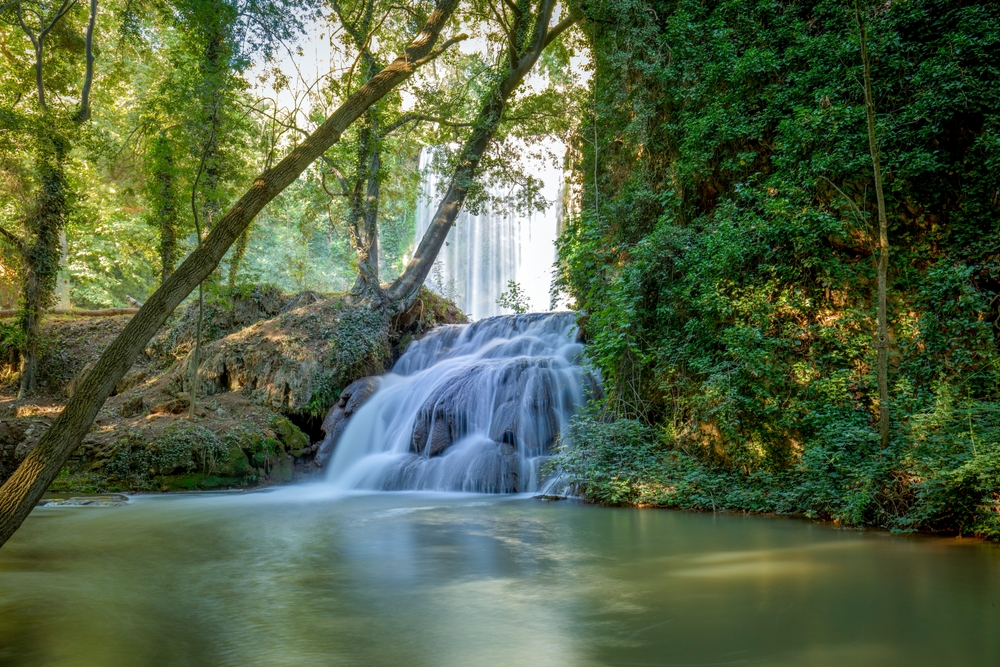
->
<box><xmin>1</xmin><ymin>488</ymin><xmax>998</xmax><ymax>666</ymax></box>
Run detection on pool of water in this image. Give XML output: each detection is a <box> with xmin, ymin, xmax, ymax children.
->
<box><xmin>1</xmin><ymin>488</ymin><xmax>998</xmax><ymax>666</ymax></box>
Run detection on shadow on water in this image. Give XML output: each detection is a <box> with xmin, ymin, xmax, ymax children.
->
<box><xmin>0</xmin><ymin>489</ymin><xmax>998</xmax><ymax>667</ymax></box>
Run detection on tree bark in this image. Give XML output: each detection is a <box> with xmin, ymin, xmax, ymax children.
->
<box><xmin>350</xmin><ymin>104</ymin><xmax>382</xmax><ymax>296</ymax></box>
<box><xmin>387</xmin><ymin>1</ymin><xmax>578</xmax><ymax>312</ymax></box>
<box><xmin>856</xmin><ymin>0</ymin><xmax>890</xmax><ymax>448</ymax></box>
<box><xmin>0</xmin><ymin>0</ymin><xmax>463</xmax><ymax>550</ymax></box>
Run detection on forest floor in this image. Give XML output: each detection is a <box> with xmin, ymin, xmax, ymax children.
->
<box><xmin>0</xmin><ymin>287</ymin><xmax>465</xmax><ymax>495</ymax></box>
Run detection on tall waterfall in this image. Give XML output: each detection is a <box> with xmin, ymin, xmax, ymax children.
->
<box><xmin>413</xmin><ymin>148</ymin><xmax>565</xmax><ymax>319</ymax></box>
<box><xmin>325</xmin><ymin>313</ymin><xmax>592</xmax><ymax>493</ymax></box>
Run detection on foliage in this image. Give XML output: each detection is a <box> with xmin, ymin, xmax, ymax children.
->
<box><xmin>306</xmin><ymin>302</ymin><xmax>391</xmax><ymax>416</ymax></box>
<box><xmin>555</xmin><ymin>0</ymin><xmax>1000</xmax><ymax>538</ymax></box>
<box><xmin>496</xmin><ymin>280</ymin><xmax>530</xmax><ymax>314</ymax></box>
<box><xmin>91</xmin><ymin>422</ymin><xmax>283</xmax><ymax>492</ymax></box>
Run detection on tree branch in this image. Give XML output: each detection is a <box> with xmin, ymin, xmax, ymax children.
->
<box><xmin>542</xmin><ymin>12</ymin><xmax>579</xmax><ymax>50</ymax></box>
<box><xmin>74</xmin><ymin>0</ymin><xmax>97</xmax><ymax>123</ymax></box>
<box><xmin>39</xmin><ymin>0</ymin><xmax>77</xmax><ymax>37</ymax></box>
<box><xmin>0</xmin><ymin>225</ymin><xmax>25</xmax><ymax>253</ymax></box>
<box><xmin>378</xmin><ymin>112</ymin><xmax>472</xmax><ymax>139</ymax></box>
<box><xmin>14</xmin><ymin>4</ymin><xmax>44</xmax><ymax>108</ymax></box>
<box><xmin>412</xmin><ymin>33</ymin><xmax>467</xmax><ymax>67</ymax></box>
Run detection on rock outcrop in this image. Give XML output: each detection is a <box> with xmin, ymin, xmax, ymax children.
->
<box><xmin>0</xmin><ymin>286</ymin><xmax>467</xmax><ymax>494</ymax></box>
<box><xmin>315</xmin><ymin>376</ymin><xmax>381</xmax><ymax>467</ymax></box>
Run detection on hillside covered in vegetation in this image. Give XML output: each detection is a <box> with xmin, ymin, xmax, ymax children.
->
<box><xmin>555</xmin><ymin>0</ymin><xmax>1000</xmax><ymax>538</ymax></box>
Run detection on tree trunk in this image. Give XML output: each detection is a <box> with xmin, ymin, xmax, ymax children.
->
<box><xmin>17</xmin><ymin>139</ymin><xmax>67</xmax><ymax>399</ymax></box>
<box><xmin>856</xmin><ymin>0</ymin><xmax>890</xmax><ymax>448</ymax></box>
<box><xmin>228</xmin><ymin>228</ymin><xmax>249</xmax><ymax>286</ymax></box>
<box><xmin>0</xmin><ymin>0</ymin><xmax>463</xmax><ymax>550</ymax></box>
<box><xmin>387</xmin><ymin>1</ymin><xmax>578</xmax><ymax>312</ymax></box>
<box><xmin>350</xmin><ymin>106</ymin><xmax>382</xmax><ymax>296</ymax></box>
<box><xmin>151</xmin><ymin>134</ymin><xmax>179</xmax><ymax>284</ymax></box>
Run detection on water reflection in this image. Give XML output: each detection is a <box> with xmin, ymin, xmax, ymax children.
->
<box><xmin>0</xmin><ymin>489</ymin><xmax>998</xmax><ymax>666</ymax></box>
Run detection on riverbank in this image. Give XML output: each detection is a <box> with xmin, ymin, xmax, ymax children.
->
<box><xmin>552</xmin><ymin>411</ymin><xmax>1000</xmax><ymax>541</ymax></box>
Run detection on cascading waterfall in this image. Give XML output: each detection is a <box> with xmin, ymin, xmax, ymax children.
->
<box><xmin>325</xmin><ymin>312</ymin><xmax>594</xmax><ymax>493</ymax></box>
<box><xmin>414</xmin><ymin>147</ymin><xmax>565</xmax><ymax>319</ymax></box>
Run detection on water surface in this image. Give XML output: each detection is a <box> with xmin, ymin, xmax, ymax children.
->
<box><xmin>1</xmin><ymin>489</ymin><xmax>998</xmax><ymax>666</ymax></box>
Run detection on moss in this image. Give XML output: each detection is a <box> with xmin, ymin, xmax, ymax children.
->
<box><xmin>48</xmin><ymin>468</ymin><xmax>106</xmax><ymax>494</ymax></box>
<box><xmin>271</xmin><ymin>417</ymin><xmax>308</xmax><ymax>452</ymax></box>
<box><xmin>273</xmin><ymin>456</ymin><xmax>294</xmax><ymax>483</ymax></box>
<box><xmin>160</xmin><ymin>472</ymin><xmax>245</xmax><ymax>491</ymax></box>
<box><xmin>305</xmin><ymin>303</ymin><xmax>391</xmax><ymax>417</ymax></box>
<box><xmin>102</xmin><ymin>423</ymin><xmax>255</xmax><ymax>492</ymax></box>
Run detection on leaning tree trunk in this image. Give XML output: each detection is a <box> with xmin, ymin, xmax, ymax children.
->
<box><xmin>856</xmin><ymin>0</ymin><xmax>890</xmax><ymax>448</ymax></box>
<box><xmin>0</xmin><ymin>0</ymin><xmax>464</xmax><ymax>549</ymax></box>
<box><xmin>386</xmin><ymin>0</ymin><xmax>578</xmax><ymax>312</ymax></box>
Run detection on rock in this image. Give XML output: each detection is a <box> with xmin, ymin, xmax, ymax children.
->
<box><xmin>272</xmin><ymin>417</ymin><xmax>309</xmax><ymax>452</ymax></box>
<box><xmin>407</xmin><ymin>358</ymin><xmax>560</xmax><ymax>459</ymax></box>
<box><xmin>39</xmin><ymin>494</ymin><xmax>128</xmax><ymax>507</ymax></box>
<box><xmin>315</xmin><ymin>376</ymin><xmax>381</xmax><ymax>467</ymax></box>
<box><xmin>217</xmin><ymin>441</ymin><xmax>252</xmax><ymax>477</ymax></box>
<box><xmin>188</xmin><ymin>298</ymin><xmax>391</xmax><ymax>413</ymax></box>
<box><xmin>149</xmin><ymin>396</ymin><xmax>190</xmax><ymax>415</ymax></box>
<box><xmin>119</xmin><ymin>394</ymin><xmax>147</xmax><ymax>418</ymax></box>
<box><xmin>272</xmin><ymin>455</ymin><xmax>294</xmax><ymax>483</ymax></box>
<box><xmin>116</xmin><ymin>369</ymin><xmax>149</xmax><ymax>395</ymax></box>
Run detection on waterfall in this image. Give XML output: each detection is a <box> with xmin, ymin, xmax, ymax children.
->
<box><xmin>325</xmin><ymin>312</ymin><xmax>593</xmax><ymax>493</ymax></box>
<box><xmin>413</xmin><ymin>147</ymin><xmax>565</xmax><ymax>319</ymax></box>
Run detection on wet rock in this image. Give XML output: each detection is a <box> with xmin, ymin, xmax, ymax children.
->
<box><xmin>408</xmin><ymin>358</ymin><xmax>561</xmax><ymax>459</ymax></box>
<box><xmin>217</xmin><ymin>442</ymin><xmax>253</xmax><ymax>477</ymax></box>
<box><xmin>315</xmin><ymin>376</ymin><xmax>381</xmax><ymax>467</ymax></box>
<box><xmin>272</xmin><ymin>455</ymin><xmax>294</xmax><ymax>483</ymax></box>
<box><xmin>39</xmin><ymin>494</ymin><xmax>128</xmax><ymax>507</ymax></box>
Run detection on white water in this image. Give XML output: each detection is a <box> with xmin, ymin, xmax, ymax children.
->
<box><xmin>325</xmin><ymin>312</ymin><xmax>592</xmax><ymax>493</ymax></box>
<box><xmin>414</xmin><ymin>147</ymin><xmax>565</xmax><ymax>319</ymax></box>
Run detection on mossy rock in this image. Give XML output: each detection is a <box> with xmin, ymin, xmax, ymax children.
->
<box><xmin>272</xmin><ymin>456</ymin><xmax>294</xmax><ymax>483</ymax></box>
<box><xmin>272</xmin><ymin>418</ymin><xmax>309</xmax><ymax>452</ymax></box>
<box><xmin>216</xmin><ymin>441</ymin><xmax>252</xmax><ymax>477</ymax></box>
<box><xmin>160</xmin><ymin>472</ymin><xmax>245</xmax><ymax>491</ymax></box>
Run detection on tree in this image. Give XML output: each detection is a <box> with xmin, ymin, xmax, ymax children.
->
<box><xmin>0</xmin><ymin>0</ymin><xmax>465</xmax><ymax>549</ymax></box>
<box><xmin>387</xmin><ymin>0</ymin><xmax>579</xmax><ymax>312</ymax></box>
<box><xmin>855</xmin><ymin>0</ymin><xmax>890</xmax><ymax>448</ymax></box>
<box><xmin>0</xmin><ymin>0</ymin><xmax>98</xmax><ymax>398</ymax></box>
